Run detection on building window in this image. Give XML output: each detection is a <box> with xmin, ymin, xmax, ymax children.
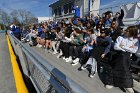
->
<box><xmin>92</xmin><ymin>0</ymin><xmax>95</xmax><ymax>6</ymax></box>
<box><xmin>69</xmin><ymin>2</ymin><xmax>74</xmax><ymax>13</ymax></box>
<box><xmin>64</xmin><ymin>4</ymin><xmax>69</xmax><ymax>14</ymax></box>
<box><xmin>58</xmin><ymin>7</ymin><xmax>61</xmax><ymax>16</ymax></box>
<box><xmin>54</xmin><ymin>9</ymin><xmax>58</xmax><ymax>16</ymax></box>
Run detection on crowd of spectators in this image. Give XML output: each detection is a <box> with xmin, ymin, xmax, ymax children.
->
<box><xmin>10</xmin><ymin>8</ymin><xmax>140</xmax><ymax>93</ymax></box>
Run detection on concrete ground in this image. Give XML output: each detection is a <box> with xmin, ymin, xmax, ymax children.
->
<box><xmin>0</xmin><ymin>33</ymin><xmax>16</xmax><ymax>93</ymax></box>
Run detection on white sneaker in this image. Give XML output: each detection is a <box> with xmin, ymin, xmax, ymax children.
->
<box><xmin>63</xmin><ymin>57</ymin><xmax>66</xmax><ymax>60</ymax></box>
<box><xmin>81</xmin><ymin>66</ymin><xmax>86</xmax><ymax>70</ymax></box>
<box><xmin>105</xmin><ymin>85</ymin><xmax>113</xmax><ymax>89</ymax></box>
<box><xmin>71</xmin><ymin>62</ymin><xmax>79</xmax><ymax>66</ymax></box>
<box><xmin>48</xmin><ymin>50</ymin><xmax>52</xmax><ymax>54</ymax></box>
<box><xmin>36</xmin><ymin>44</ymin><xmax>40</xmax><ymax>47</ymax></box>
<box><xmin>65</xmin><ymin>58</ymin><xmax>69</xmax><ymax>61</ymax></box>
<box><xmin>29</xmin><ymin>41</ymin><xmax>33</xmax><ymax>44</ymax></box>
<box><xmin>21</xmin><ymin>38</ymin><xmax>25</xmax><ymax>41</ymax></box>
<box><xmin>89</xmin><ymin>71</ymin><xmax>95</xmax><ymax>78</ymax></box>
<box><xmin>37</xmin><ymin>44</ymin><xmax>42</xmax><ymax>48</ymax></box>
<box><xmin>38</xmin><ymin>45</ymin><xmax>42</xmax><ymax>48</ymax></box>
<box><xmin>52</xmin><ymin>51</ymin><xmax>58</xmax><ymax>55</ymax></box>
<box><xmin>26</xmin><ymin>39</ymin><xmax>30</xmax><ymax>42</ymax></box>
<box><xmin>66</xmin><ymin>57</ymin><xmax>72</xmax><ymax>63</ymax></box>
<box><xmin>57</xmin><ymin>53</ymin><xmax>62</xmax><ymax>58</ymax></box>
<box><xmin>65</xmin><ymin>37</ymin><xmax>72</xmax><ymax>42</ymax></box>
<box><xmin>73</xmin><ymin>58</ymin><xmax>79</xmax><ymax>63</ymax></box>
<box><xmin>125</xmin><ymin>88</ymin><xmax>134</xmax><ymax>93</ymax></box>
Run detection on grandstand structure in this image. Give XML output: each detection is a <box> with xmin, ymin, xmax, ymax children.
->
<box><xmin>1</xmin><ymin>1</ymin><xmax>140</xmax><ymax>93</ymax></box>
<box><xmin>91</xmin><ymin>2</ymin><xmax>140</xmax><ymax>26</ymax></box>
<box><xmin>49</xmin><ymin>0</ymin><xmax>140</xmax><ymax>26</ymax></box>
<box><xmin>49</xmin><ymin>0</ymin><xmax>100</xmax><ymax>20</ymax></box>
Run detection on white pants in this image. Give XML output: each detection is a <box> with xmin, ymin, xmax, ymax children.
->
<box><xmin>52</xmin><ymin>41</ymin><xmax>60</xmax><ymax>52</ymax></box>
<box><xmin>84</xmin><ymin>57</ymin><xmax>97</xmax><ymax>72</ymax></box>
<box><xmin>25</xmin><ymin>33</ymin><xmax>36</xmax><ymax>41</ymax></box>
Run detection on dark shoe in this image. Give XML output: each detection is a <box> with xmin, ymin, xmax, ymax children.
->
<box><xmin>29</xmin><ymin>43</ymin><xmax>33</xmax><ymax>47</ymax></box>
<box><xmin>78</xmin><ymin>64</ymin><xmax>92</xmax><ymax>71</ymax></box>
<box><xmin>78</xmin><ymin>67</ymin><xmax>82</xmax><ymax>71</ymax></box>
<box><xmin>78</xmin><ymin>66</ymin><xmax>86</xmax><ymax>71</ymax></box>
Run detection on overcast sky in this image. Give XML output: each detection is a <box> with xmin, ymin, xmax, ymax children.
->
<box><xmin>0</xmin><ymin>0</ymin><xmax>139</xmax><ymax>17</ymax></box>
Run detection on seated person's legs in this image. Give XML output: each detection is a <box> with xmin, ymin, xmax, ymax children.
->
<box><xmin>72</xmin><ymin>46</ymin><xmax>83</xmax><ymax>66</ymax></box>
<box><xmin>66</xmin><ymin>45</ymin><xmax>74</xmax><ymax>63</ymax></box>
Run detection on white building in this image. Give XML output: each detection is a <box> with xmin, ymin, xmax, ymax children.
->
<box><xmin>89</xmin><ymin>0</ymin><xmax>100</xmax><ymax>16</ymax></box>
<box><xmin>37</xmin><ymin>17</ymin><xmax>53</xmax><ymax>23</ymax></box>
<box><xmin>49</xmin><ymin>0</ymin><xmax>100</xmax><ymax>20</ymax></box>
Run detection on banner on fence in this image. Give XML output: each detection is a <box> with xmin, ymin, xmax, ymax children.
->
<box><xmin>122</xmin><ymin>2</ymin><xmax>140</xmax><ymax>18</ymax></box>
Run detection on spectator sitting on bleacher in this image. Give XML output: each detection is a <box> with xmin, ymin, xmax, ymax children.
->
<box><xmin>52</xmin><ymin>27</ymin><xmax>64</xmax><ymax>55</ymax></box>
<box><xmin>10</xmin><ymin>22</ymin><xmax>16</xmax><ymax>34</ymax></box>
<box><xmin>66</xmin><ymin>27</ymin><xmax>84</xmax><ymax>63</ymax></box>
<box><xmin>36</xmin><ymin>26</ymin><xmax>47</xmax><ymax>48</ymax></box>
<box><xmin>109</xmin><ymin>21</ymin><xmax>123</xmax><ymax>42</ymax></box>
<box><xmin>104</xmin><ymin>12</ymin><xmax>112</xmax><ymax>28</ymax></box>
<box><xmin>72</xmin><ymin>28</ymin><xmax>97</xmax><ymax>66</ymax></box>
<box><xmin>10</xmin><ymin>23</ymin><xmax>21</xmax><ymax>40</ymax></box>
<box><xmin>21</xmin><ymin>27</ymin><xmax>30</xmax><ymax>41</ymax></box>
<box><xmin>113</xmin><ymin>9</ymin><xmax>124</xmax><ymax>27</ymax></box>
<box><xmin>79</xmin><ymin>28</ymin><xmax>112</xmax><ymax>78</ymax></box>
<box><xmin>94</xmin><ymin>19</ymin><xmax>103</xmax><ymax>36</ymax></box>
<box><xmin>22</xmin><ymin>25</ymin><xmax>37</xmax><ymax>43</ymax></box>
<box><xmin>38</xmin><ymin>24</ymin><xmax>43</xmax><ymax>37</ymax></box>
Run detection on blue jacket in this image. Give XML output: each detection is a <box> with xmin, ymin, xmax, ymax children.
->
<box><xmin>38</xmin><ymin>27</ymin><xmax>42</xmax><ymax>33</ymax></box>
<box><xmin>73</xmin><ymin>19</ymin><xmax>78</xmax><ymax>25</ymax></box>
<box><xmin>104</xmin><ymin>19</ymin><xmax>112</xmax><ymax>27</ymax></box>
<box><xmin>13</xmin><ymin>27</ymin><xmax>21</xmax><ymax>34</ymax></box>
<box><xmin>73</xmin><ymin>7</ymin><xmax>80</xmax><ymax>18</ymax></box>
<box><xmin>11</xmin><ymin>26</ymin><xmax>16</xmax><ymax>32</ymax></box>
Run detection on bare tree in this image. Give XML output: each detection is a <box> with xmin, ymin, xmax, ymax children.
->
<box><xmin>30</xmin><ymin>17</ymin><xmax>38</xmax><ymax>24</ymax></box>
<box><xmin>0</xmin><ymin>8</ymin><xmax>36</xmax><ymax>30</ymax></box>
<box><xmin>10</xmin><ymin>9</ymin><xmax>19</xmax><ymax>24</ymax></box>
<box><xmin>18</xmin><ymin>9</ymin><xmax>37</xmax><ymax>25</ymax></box>
<box><xmin>18</xmin><ymin>9</ymin><xmax>26</xmax><ymax>24</ymax></box>
<box><xmin>0</xmin><ymin>8</ymin><xmax>11</xmax><ymax>29</ymax></box>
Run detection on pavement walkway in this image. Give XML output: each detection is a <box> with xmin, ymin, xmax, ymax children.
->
<box><xmin>0</xmin><ymin>33</ymin><xmax>16</xmax><ymax>93</ymax></box>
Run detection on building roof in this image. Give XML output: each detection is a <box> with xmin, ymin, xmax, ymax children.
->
<box><xmin>49</xmin><ymin>0</ymin><xmax>60</xmax><ymax>7</ymax></box>
<box><xmin>49</xmin><ymin>0</ymin><xmax>74</xmax><ymax>7</ymax></box>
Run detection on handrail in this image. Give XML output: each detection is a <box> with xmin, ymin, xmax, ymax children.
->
<box><xmin>85</xmin><ymin>2</ymin><xmax>140</xmax><ymax>26</ymax></box>
<box><xmin>84</xmin><ymin>1</ymin><xmax>140</xmax><ymax>15</ymax></box>
<box><xmin>135</xmin><ymin>16</ymin><xmax>140</xmax><ymax>24</ymax></box>
<box><xmin>99</xmin><ymin>1</ymin><xmax>139</xmax><ymax>13</ymax></box>
<box><xmin>8</xmin><ymin>32</ymin><xmax>88</xmax><ymax>93</ymax></box>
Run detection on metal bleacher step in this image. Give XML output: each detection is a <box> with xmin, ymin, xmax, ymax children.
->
<box><xmin>24</xmin><ymin>43</ymin><xmax>140</xmax><ymax>93</ymax></box>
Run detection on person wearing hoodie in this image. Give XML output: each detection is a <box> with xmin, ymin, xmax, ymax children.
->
<box><xmin>11</xmin><ymin>24</ymin><xmax>21</xmax><ymax>40</ymax></box>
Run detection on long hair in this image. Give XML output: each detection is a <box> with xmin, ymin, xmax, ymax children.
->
<box><xmin>126</xmin><ymin>26</ymin><xmax>138</xmax><ymax>38</ymax></box>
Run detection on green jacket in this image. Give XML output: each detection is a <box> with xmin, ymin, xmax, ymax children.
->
<box><xmin>73</xmin><ymin>34</ymin><xmax>84</xmax><ymax>46</ymax></box>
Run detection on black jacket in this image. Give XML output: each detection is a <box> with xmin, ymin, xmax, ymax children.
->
<box><xmin>110</xmin><ymin>27</ymin><xmax>122</xmax><ymax>42</ymax></box>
